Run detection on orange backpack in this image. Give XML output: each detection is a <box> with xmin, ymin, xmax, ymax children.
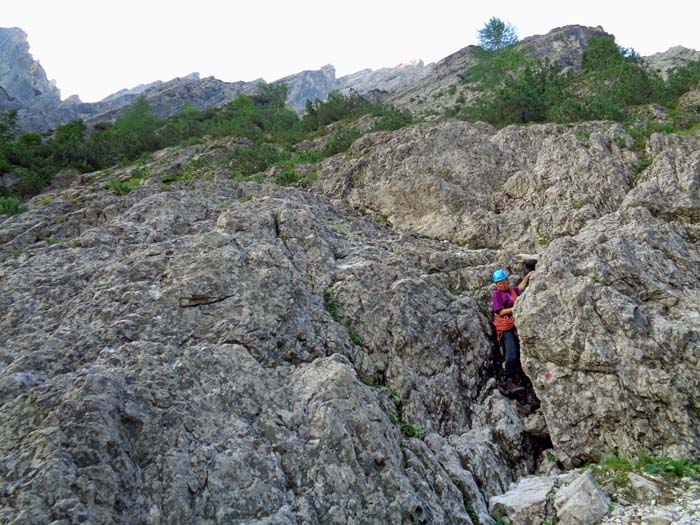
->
<box><xmin>493</xmin><ymin>287</ymin><xmax>518</xmax><ymax>340</ymax></box>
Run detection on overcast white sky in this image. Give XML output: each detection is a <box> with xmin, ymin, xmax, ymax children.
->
<box><xmin>3</xmin><ymin>0</ymin><xmax>699</xmax><ymax>102</ymax></box>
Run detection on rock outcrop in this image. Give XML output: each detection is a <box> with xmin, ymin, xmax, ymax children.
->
<box><xmin>516</xmin><ymin>131</ymin><xmax>700</xmax><ymax>466</ymax></box>
<box><xmin>0</xmin><ymin>139</ymin><xmax>540</xmax><ymax>524</ymax></box>
<box><xmin>314</xmin><ymin>119</ymin><xmax>637</xmax><ymax>252</ymax></box>
<box><xmin>311</xmin><ymin>119</ymin><xmax>700</xmax><ymax>469</ymax></box>
<box><xmin>0</xmin><ymin>27</ymin><xmax>61</xmax><ymax>112</ymax></box>
<box><xmin>386</xmin><ymin>25</ymin><xmax>612</xmax><ymax>117</ymax></box>
<box><xmin>517</xmin><ymin>25</ymin><xmax>610</xmax><ymax>70</ymax></box>
<box><xmin>643</xmin><ymin>46</ymin><xmax>700</xmax><ymax>79</ymax></box>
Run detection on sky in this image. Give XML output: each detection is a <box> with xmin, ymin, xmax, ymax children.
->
<box><xmin>3</xmin><ymin>0</ymin><xmax>699</xmax><ymax>103</ymax></box>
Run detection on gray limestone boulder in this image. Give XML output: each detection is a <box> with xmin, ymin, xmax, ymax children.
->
<box><xmin>516</xmin><ymin>133</ymin><xmax>700</xmax><ymax>466</ymax></box>
<box><xmin>489</xmin><ymin>475</ymin><xmax>558</xmax><ymax>525</ymax></box>
<box><xmin>554</xmin><ymin>471</ymin><xmax>610</xmax><ymax>525</ymax></box>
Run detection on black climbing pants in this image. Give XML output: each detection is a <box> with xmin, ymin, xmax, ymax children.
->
<box><xmin>501</xmin><ymin>329</ymin><xmax>520</xmax><ymax>381</ymax></box>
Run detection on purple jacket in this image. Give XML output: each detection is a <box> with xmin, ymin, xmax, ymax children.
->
<box><xmin>492</xmin><ymin>286</ymin><xmax>521</xmax><ymax>315</ymax></box>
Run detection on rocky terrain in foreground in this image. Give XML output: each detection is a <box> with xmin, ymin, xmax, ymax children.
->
<box><xmin>1</xmin><ymin>116</ymin><xmax>699</xmax><ymax>523</ymax></box>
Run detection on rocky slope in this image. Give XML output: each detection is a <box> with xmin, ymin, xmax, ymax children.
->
<box><xmin>2</xmin><ymin>116</ymin><xmax>698</xmax><ymax>523</ymax></box>
<box><xmin>310</xmin><ymin>120</ymin><xmax>700</xmax><ymax>467</ymax></box>
<box><xmin>0</xmin><ymin>137</ymin><xmax>546</xmax><ymax>524</ymax></box>
<box><xmin>314</xmin><ymin>120</ymin><xmax>636</xmax><ymax>252</ymax></box>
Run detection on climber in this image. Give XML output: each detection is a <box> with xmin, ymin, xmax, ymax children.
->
<box><xmin>492</xmin><ymin>268</ymin><xmax>534</xmax><ymax>395</ymax></box>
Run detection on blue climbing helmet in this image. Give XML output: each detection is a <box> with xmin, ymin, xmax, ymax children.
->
<box><xmin>492</xmin><ymin>269</ymin><xmax>508</xmax><ymax>283</ymax></box>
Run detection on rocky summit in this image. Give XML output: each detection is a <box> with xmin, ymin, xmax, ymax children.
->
<box><xmin>1</xmin><ymin>21</ymin><xmax>700</xmax><ymax>525</ymax></box>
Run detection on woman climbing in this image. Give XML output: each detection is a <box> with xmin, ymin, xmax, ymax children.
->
<box><xmin>492</xmin><ymin>268</ymin><xmax>534</xmax><ymax>395</ymax></box>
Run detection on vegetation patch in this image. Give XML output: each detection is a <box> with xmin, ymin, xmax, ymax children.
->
<box><xmin>0</xmin><ymin>196</ymin><xmax>28</xmax><ymax>216</ymax></box>
<box><xmin>452</xmin><ymin>31</ymin><xmax>700</xmax><ymax>138</ymax></box>
<box><xmin>273</xmin><ymin>166</ymin><xmax>301</xmax><ymax>186</ymax></box>
<box><xmin>586</xmin><ymin>453</ymin><xmax>700</xmax><ymax>502</ymax></box>
<box><xmin>105</xmin><ymin>176</ymin><xmax>141</xmax><ymax>195</ymax></box>
<box><xmin>1</xmin><ymin>81</ymin><xmax>415</xmax><ymax>200</ymax></box>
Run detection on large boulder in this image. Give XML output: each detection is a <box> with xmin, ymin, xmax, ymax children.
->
<box><xmin>554</xmin><ymin>471</ymin><xmax>610</xmax><ymax>525</ymax></box>
<box><xmin>315</xmin><ymin>120</ymin><xmax>637</xmax><ymax>252</ymax></box>
<box><xmin>489</xmin><ymin>475</ymin><xmax>557</xmax><ymax>525</ymax></box>
<box><xmin>517</xmin><ymin>133</ymin><xmax>700</xmax><ymax>466</ymax></box>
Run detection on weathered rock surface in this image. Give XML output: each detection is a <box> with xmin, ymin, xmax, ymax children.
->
<box><xmin>0</xmin><ymin>142</ymin><xmax>538</xmax><ymax>523</ymax></box>
<box><xmin>554</xmin><ymin>471</ymin><xmax>610</xmax><ymax>525</ymax></box>
<box><xmin>314</xmin><ymin>119</ymin><xmax>638</xmax><ymax>252</ymax></box>
<box><xmin>489</xmin><ymin>470</ymin><xmax>609</xmax><ymax>525</ymax></box>
<box><xmin>310</xmin><ymin>119</ymin><xmax>700</xmax><ymax>472</ymax></box>
<box><xmin>643</xmin><ymin>46</ymin><xmax>700</xmax><ymax>79</ymax></box>
<box><xmin>517</xmin><ymin>132</ymin><xmax>700</xmax><ymax>466</ymax></box>
<box><xmin>489</xmin><ymin>475</ymin><xmax>558</xmax><ymax>525</ymax></box>
<box><xmin>517</xmin><ymin>25</ymin><xmax>610</xmax><ymax>70</ymax></box>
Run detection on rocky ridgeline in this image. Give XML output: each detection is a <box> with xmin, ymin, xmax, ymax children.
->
<box><xmin>1</xmin><ymin>117</ymin><xmax>699</xmax><ymax>523</ymax></box>
<box><xmin>0</xmin><ymin>26</ymin><xmax>429</xmax><ymax>133</ymax></box>
<box><xmin>384</xmin><ymin>25</ymin><xmax>612</xmax><ymax>117</ymax></box>
<box><xmin>6</xmin><ymin>24</ymin><xmax>700</xmax><ymax>134</ymax></box>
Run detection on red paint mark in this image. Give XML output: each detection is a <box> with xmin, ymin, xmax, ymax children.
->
<box><xmin>545</xmin><ymin>372</ymin><xmax>553</xmax><ymax>381</ymax></box>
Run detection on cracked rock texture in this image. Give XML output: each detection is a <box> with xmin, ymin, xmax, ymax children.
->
<box><xmin>2</xmin><ymin>118</ymin><xmax>700</xmax><ymax>523</ymax></box>
<box><xmin>517</xmin><ymin>132</ymin><xmax>700</xmax><ymax>466</ymax></box>
<box><xmin>0</xmin><ymin>144</ymin><xmax>533</xmax><ymax>524</ymax></box>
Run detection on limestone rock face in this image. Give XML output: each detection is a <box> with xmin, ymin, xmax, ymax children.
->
<box><xmin>553</xmin><ymin>471</ymin><xmax>610</xmax><ymax>525</ymax></box>
<box><xmin>341</xmin><ymin>60</ymin><xmax>432</xmax><ymax>97</ymax></box>
<box><xmin>0</xmin><ymin>27</ymin><xmax>61</xmax><ymax>110</ymax></box>
<box><xmin>516</xmin><ymin>132</ymin><xmax>700</xmax><ymax>466</ymax></box>
<box><xmin>315</xmin><ymin>120</ymin><xmax>637</xmax><ymax>252</ymax></box>
<box><xmin>643</xmin><ymin>46</ymin><xmax>700</xmax><ymax>79</ymax></box>
<box><xmin>517</xmin><ymin>25</ymin><xmax>610</xmax><ymax>70</ymax></box>
<box><xmin>275</xmin><ymin>65</ymin><xmax>340</xmax><ymax>113</ymax></box>
<box><xmin>0</xmin><ymin>143</ymin><xmax>523</xmax><ymax>523</ymax></box>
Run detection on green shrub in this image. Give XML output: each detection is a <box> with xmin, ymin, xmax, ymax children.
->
<box><xmin>324</xmin><ymin>127</ymin><xmax>361</xmax><ymax>156</ymax></box>
<box><xmin>274</xmin><ymin>166</ymin><xmax>301</xmax><ymax>186</ymax></box>
<box><xmin>636</xmin><ymin>452</ymin><xmax>700</xmax><ymax>480</ymax></box>
<box><xmin>229</xmin><ymin>143</ymin><xmax>290</xmax><ymax>176</ymax></box>
<box><xmin>323</xmin><ymin>289</ymin><xmax>340</xmax><ymax>321</ymax></box>
<box><xmin>0</xmin><ymin>196</ymin><xmax>27</xmax><ymax>216</ymax></box>
<box><xmin>105</xmin><ymin>177</ymin><xmax>141</xmax><ymax>195</ymax></box>
<box><xmin>400</xmin><ymin>422</ymin><xmax>425</xmax><ymax>438</ymax></box>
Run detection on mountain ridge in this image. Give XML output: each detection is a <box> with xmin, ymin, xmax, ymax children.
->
<box><xmin>2</xmin><ymin>24</ymin><xmax>699</xmax><ymax>133</ymax></box>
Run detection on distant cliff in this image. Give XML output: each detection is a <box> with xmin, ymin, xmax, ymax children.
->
<box><xmin>0</xmin><ymin>27</ymin><xmax>61</xmax><ymax>112</ymax></box>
